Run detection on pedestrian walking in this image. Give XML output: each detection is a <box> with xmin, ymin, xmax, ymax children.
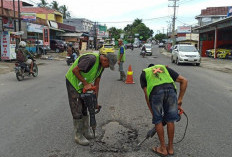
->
<box><xmin>65</xmin><ymin>52</ymin><xmax>117</xmax><ymax>146</ymax></box>
<box><xmin>140</xmin><ymin>64</ymin><xmax>188</xmax><ymax>156</ymax></box>
<box><xmin>117</xmin><ymin>39</ymin><xmax>126</xmax><ymax>81</ymax></box>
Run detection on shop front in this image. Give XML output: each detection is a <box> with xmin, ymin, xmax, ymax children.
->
<box><xmin>1</xmin><ymin>31</ymin><xmax>16</xmax><ymax>60</ymax></box>
<box><xmin>47</xmin><ymin>21</ymin><xmax>64</xmax><ymax>40</ymax></box>
<box><xmin>194</xmin><ymin>16</ymin><xmax>232</xmax><ymax>58</ymax></box>
<box><xmin>26</xmin><ymin>23</ymin><xmax>47</xmax><ymax>53</ymax></box>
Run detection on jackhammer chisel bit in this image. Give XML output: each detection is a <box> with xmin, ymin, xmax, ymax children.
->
<box><xmin>137</xmin><ymin>127</ymin><xmax>157</xmax><ymax>146</ymax></box>
<box><xmin>81</xmin><ymin>87</ymin><xmax>101</xmax><ymax>138</ymax></box>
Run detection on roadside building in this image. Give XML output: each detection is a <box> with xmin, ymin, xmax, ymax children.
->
<box><xmin>196</xmin><ymin>6</ymin><xmax>230</xmax><ymax>26</ymax></box>
<box><xmin>194</xmin><ymin>15</ymin><xmax>232</xmax><ymax>58</ymax></box>
<box><xmin>64</xmin><ymin>18</ymin><xmax>94</xmax><ymax>50</ymax></box>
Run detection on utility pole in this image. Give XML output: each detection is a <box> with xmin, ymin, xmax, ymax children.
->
<box><xmin>169</xmin><ymin>0</ymin><xmax>178</xmax><ymax>45</ymax></box>
<box><xmin>13</xmin><ymin>0</ymin><xmax>16</xmax><ymax>32</ymax></box>
<box><xmin>18</xmin><ymin>0</ymin><xmax>21</xmax><ymax>31</ymax></box>
<box><xmin>94</xmin><ymin>22</ymin><xmax>98</xmax><ymax>50</ymax></box>
<box><xmin>1</xmin><ymin>0</ymin><xmax>4</xmax><ymax>32</ymax></box>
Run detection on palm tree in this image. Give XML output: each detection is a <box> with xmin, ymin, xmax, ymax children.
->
<box><xmin>60</xmin><ymin>5</ymin><xmax>71</xmax><ymax>19</ymax></box>
<box><xmin>132</xmin><ymin>19</ymin><xmax>143</xmax><ymax>27</ymax></box>
<box><xmin>50</xmin><ymin>1</ymin><xmax>59</xmax><ymax>11</ymax></box>
<box><xmin>38</xmin><ymin>0</ymin><xmax>48</xmax><ymax>7</ymax></box>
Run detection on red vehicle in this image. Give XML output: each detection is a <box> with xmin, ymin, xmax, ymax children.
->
<box><xmin>50</xmin><ymin>39</ymin><xmax>65</xmax><ymax>53</ymax></box>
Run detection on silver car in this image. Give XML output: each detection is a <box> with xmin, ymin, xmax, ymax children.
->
<box><xmin>171</xmin><ymin>44</ymin><xmax>201</xmax><ymax>66</ymax></box>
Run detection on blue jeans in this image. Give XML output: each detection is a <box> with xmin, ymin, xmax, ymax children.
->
<box><xmin>118</xmin><ymin>62</ymin><xmax>124</xmax><ymax>72</ymax></box>
<box><xmin>150</xmin><ymin>88</ymin><xmax>179</xmax><ymax>124</ymax></box>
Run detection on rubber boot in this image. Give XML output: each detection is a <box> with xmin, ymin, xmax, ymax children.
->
<box><xmin>73</xmin><ymin>119</ymin><xmax>89</xmax><ymax>146</ymax></box>
<box><xmin>82</xmin><ymin>115</ymin><xmax>95</xmax><ymax>139</ymax></box>
<box><xmin>122</xmin><ymin>71</ymin><xmax>126</xmax><ymax>82</ymax></box>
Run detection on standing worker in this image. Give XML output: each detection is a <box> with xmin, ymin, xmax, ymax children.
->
<box><xmin>66</xmin><ymin>52</ymin><xmax>117</xmax><ymax>146</ymax></box>
<box><xmin>117</xmin><ymin>39</ymin><xmax>126</xmax><ymax>81</ymax></box>
<box><xmin>140</xmin><ymin>64</ymin><xmax>188</xmax><ymax>156</ymax></box>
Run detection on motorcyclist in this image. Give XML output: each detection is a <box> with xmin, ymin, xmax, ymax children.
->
<box><xmin>141</xmin><ymin>44</ymin><xmax>146</xmax><ymax>57</ymax></box>
<box><xmin>16</xmin><ymin>41</ymin><xmax>34</xmax><ymax>74</ymax></box>
<box><xmin>67</xmin><ymin>42</ymin><xmax>78</xmax><ymax>60</ymax></box>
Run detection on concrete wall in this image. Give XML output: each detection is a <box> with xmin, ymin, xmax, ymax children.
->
<box><xmin>186</xmin><ymin>34</ymin><xmax>199</xmax><ymax>41</ymax></box>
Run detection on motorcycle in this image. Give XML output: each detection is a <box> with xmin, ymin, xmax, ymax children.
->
<box><xmin>66</xmin><ymin>51</ymin><xmax>78</xmax><ymax>66</ymax></box>
<box><xmin>14</xmin><ymin>59</ymin><xmax>38</xmax><ymax>81</ymax></box>
<box><xmin>141</xmin><ymin>50</ymin><xmax>146</xmax><ymax>58</ymax></box>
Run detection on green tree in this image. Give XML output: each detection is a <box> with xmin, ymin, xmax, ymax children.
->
<box><xmin>50</xmin><ymin>1</ymin><xmax>59</xmax><ymax>11</ymax></box>
<box><xmin>155</xmin><ymin>33</ymin><xmax>167</xmax><ymax>42</ymax></box>
<box><xmin>60</xmin><ymin>5</ymin><xmax>71</xmax><ymax>19</ymax></box>
<box><xmin>108</xmin><ymin>27</ymin><xmax>123</xmax><ymax>41</ymax></box>
<box><xmin>38</xmin><ymin>0</ymin><xmax>48</xmax><ymax>7</ymax></box>
<box><xmin>123</xmin><ymin>19</ymin><xmax>153</xmax><ymax>42</ymax></box>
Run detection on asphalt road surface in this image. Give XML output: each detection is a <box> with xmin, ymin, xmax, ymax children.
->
<box><xmin>0</xmin><ymin>45</ymin><xmax>231</xmax><ymax>157</ymax></box>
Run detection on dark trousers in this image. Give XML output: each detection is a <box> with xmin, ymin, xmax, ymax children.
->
<box><xmin>66</xmin><ymin>79</ymin><xmax>87</xmax><ymax>119</ymax></box>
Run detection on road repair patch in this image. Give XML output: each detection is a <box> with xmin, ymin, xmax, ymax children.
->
<box><xmin>90</xmin><ymin>121</ymin><xmax>138</xmax><ymax>153</ymax></box>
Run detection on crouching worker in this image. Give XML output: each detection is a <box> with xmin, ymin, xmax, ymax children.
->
<box><xmin>66</xmin><ymin>52</ymin><xmax>117</xmax><ymax>145</ymax></box>
<box><xmin>140</xmin><ymin>64</ymin><xmax>188</xmax><ymax>156</ymax></box>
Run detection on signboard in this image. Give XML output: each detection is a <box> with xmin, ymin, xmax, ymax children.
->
<box><xmin>27</xmin><ymin>23</ymin><xmax>44</xmax><ymax>33</ymax></box>
<box><xmin>98</xmin><ymin>25</ymin><xmax>107</xmax><ymax>32</ymax></box>
<box><xmin>228</xmin><ymin>7</ymin><xmax>232</xmax><ymax>17</ymax></box>
<box><xmin>2</xmin><ymin>17</ymin><xmax>14</xmax><ymax>29</ymax></box>
<box><xmin>21</xmin><ymin>13</ymin><xmax>36</xmax><ymax>22</ymax></box>
<box><xmin>120</xmin><ymin>33</ymin><xmax>124</xmax><ymax>39</ymax></box>
<box><xmin>97</xmin><ymin>25</ymin><xmax>107</xmax><ymax>37</ymax></box>
<box><xmin>1</xmin><ymin>31</ymin><xmax>10</xmax><ymax>60</ymax></box>
<box><xmin>43</xmin><ymin>28</ymin><xmax>50</xmax><ymax>46</ymax></box>
<box><xmin>202</xmin><ymin>17</ymin><xmax>212</xmax><ymax>23</ymax></box>
<box><xmin>177</xmin><ymin>26</ymin><xmax>191</xmax><ymax>33</ymax></box>
<box><xmin>135</xmin><ymin>33</ymin><xmax>139</xmax><ymax>37</ymax></box>
<box><xmin>48</xmin><ymin>21</ymin><xmax>58</xmax><ymax>29</ymax></box>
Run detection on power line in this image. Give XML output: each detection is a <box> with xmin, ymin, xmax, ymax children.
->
<box><xmin>98</xmin><ymin>15</ymin><xmax>171</xmax><ymax>24</ymax></box>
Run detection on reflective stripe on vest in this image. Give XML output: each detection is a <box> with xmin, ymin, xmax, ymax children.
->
<box><xmin>144</xmin><ymin>65</ymin><xmax>177</xmax><ymax>99</ymax></box>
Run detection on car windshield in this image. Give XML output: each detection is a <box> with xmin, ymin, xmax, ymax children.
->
<box><xmin>179</xmin><ymin>46</ymin><xmax>197</xmax><ymax>52</ymax></box>
<box><xmin>104</xmin><ymin>45</ymin><xmax>113</xmax><ymax>48</ymax></box>
<box><xmin>145</xmin><ymin>45</ymin><xmax>151</xmax><ymax>48</ymax></box>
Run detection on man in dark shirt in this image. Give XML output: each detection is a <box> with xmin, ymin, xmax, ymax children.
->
<box><xmin>66</xmin><ymin>53</ymin><xmax>117</xmax><ymax>146</ymax></box>
<box><xmin>140</xmin><ymin>64</ymin><xmax>188</xmax><ymax>156</ymax></box>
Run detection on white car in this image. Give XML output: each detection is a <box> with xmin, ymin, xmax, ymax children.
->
<box><xmin>140</xmin><ymin>44</ymin><xmax>152</xmax><ymax>56</ymax></box>
<box><xmin>158</xmin><ymin>42</ymin><xmax>164</xmax><ymax>47</ymax></box>
<box><xmin>171</xmin><ymin>44</ymin><xmax>201</xmax><ymax>66</ymax></box>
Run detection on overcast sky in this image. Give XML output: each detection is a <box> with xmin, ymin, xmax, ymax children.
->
<box><xmin>24</xmin><ymin>0</ymin><xmax>231</xmax><ymax>34</ymax></box>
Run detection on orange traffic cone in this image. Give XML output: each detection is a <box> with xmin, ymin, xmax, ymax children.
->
<box><xmin>125</xmin><ymin>65</ymin><xmax>135</xmax><ymax>84</ymax></box>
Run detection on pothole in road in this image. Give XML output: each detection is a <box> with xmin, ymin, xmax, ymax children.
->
<box><xmin>90</xmin><ymin>121</ymin><xmax>139</xmax><ymax>153</ymax></box>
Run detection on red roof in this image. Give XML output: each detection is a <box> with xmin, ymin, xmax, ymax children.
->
<box><xmin>0</xmin><ymin>0</ymin><xmax>57</xmax><ymax>14</ymax></box>
<box><xmin>200</xmin><ymin>6</ymin><xmax>231</xmax><ymax>16</ymax></box>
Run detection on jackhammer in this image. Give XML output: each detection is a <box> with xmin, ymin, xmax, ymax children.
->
<box><xmin>80</xmin><ymin>86</ymin><xmax>101</xmax><ymax>138</ymax></box>
<box><xmin>137</xmin><ymin>106</ymin><xmax>188</xmax><ymax>146</ymax></box>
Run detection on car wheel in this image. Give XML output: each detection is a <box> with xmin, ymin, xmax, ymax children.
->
<box><xmin>196</xmin><ymin>63</ymin><xmax>200</xmax><ymax>66</ymax></box>
<box><xmin>171</xmin><ymin>56</ymin><xmax>175</xmax><ymax>63</ymax></box>
<box><xmin>55</xmin><ymin>48</ymin><xmax>60</xmax><ymax>53</ymax></box>
<box><xmin>176</xmin><ymin>58</ymin><xmax>180</xmax><ymax>65</ymax></box>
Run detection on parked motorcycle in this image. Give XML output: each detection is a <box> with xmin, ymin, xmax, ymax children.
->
<box><xmin>14</xmin><ymin>59</ymin><xmax>38</xmax><ymax>81</ymax></box>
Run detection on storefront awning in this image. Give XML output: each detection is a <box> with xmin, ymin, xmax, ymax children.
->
<box><xmin>57</xmin><ymin>33</ymin><xmax>83</xmax><ymax>37</ymax></box>
<box><xmin>49</xmin><ymin>27</ymin><xmax>65</xmax><ymax>32</ymax></box>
